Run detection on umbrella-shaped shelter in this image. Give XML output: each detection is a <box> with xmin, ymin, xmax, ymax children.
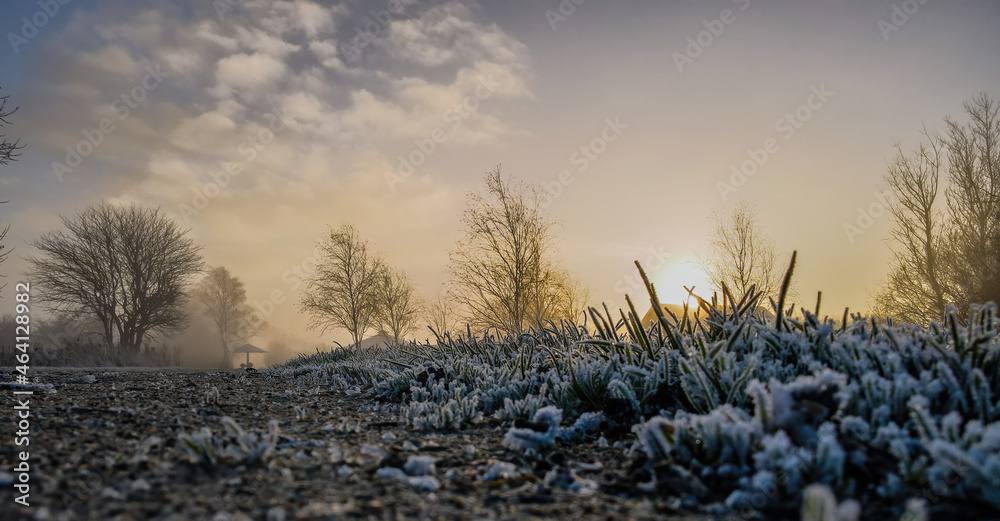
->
<box><xmin>231</xmin><ymin>343</ymin><xmax>268</xmax><ymax>370</ymax></box>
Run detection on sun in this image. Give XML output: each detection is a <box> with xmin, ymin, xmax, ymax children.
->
<box><xmin>652</xmin><ymin>258</ymin><xmax>714</xmax><ymax>307</ymax></box>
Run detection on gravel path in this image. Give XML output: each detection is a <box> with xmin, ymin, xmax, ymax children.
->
<box><xmin>0</xmin><ymin>370</ymin><xmax>729</xmax><ymax>521</ymax></box>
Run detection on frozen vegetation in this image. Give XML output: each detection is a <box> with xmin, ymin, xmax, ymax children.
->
<box><xmin>273</xmin><ymin>263</ymin><xmax>1000</xmax><ymax>520</ymax></box>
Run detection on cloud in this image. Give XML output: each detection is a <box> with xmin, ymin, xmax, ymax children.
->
<box><xmin>168</xmin><ymin>111</ymin><xmax>238</xmax><ymax>152</ymax></box>
<box><xmin>308</xmin><ymin>39</ymin><xmax>348</xmax><ymax>72</ymax></box>
<box><xmin>196</xmin><ymin>22</ymin><xmax>239</xmax><ymax>51</ymax></box>
<box><xmin>292</xmin><ymin>1</ymin><xmax>336</xmax><ymax>39</ymax></box>
<box><xmin>6</xmin><ymin>0</ymin><xmax>532</xmax><ymax>348</ymax></box>
<box><xmin>383</xmin><ymin>2</ymin><xmax>527</xmax><ymax>67</ymax></box>
<box><xmin>234</xmin><ymin>27</ymin><xmax>301</xmax><ymax>57</ymax></box>
<box><xmin>215</xmin><ymin>53</ymin><xmax>288</xmax><ymax>91</ymax></box>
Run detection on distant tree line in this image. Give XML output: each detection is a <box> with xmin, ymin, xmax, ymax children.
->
<box><xmin>300</xmin><ymin>167</ymin><xmax>590</xmax><ymax>344</ymax></box>
<box><xmin>25</xmin><ymin>202</ymin><xmax>272</xmax><ymax>367</ymax></box>
<box><xmin>27</xmin><ymin>96</ymin><xmax>994</xmax><ymax>361</ymax></box>
<box><xmin>22</xmin><ymin>172</ymin><xmax>590</xmax><ymax>362</ymax></box>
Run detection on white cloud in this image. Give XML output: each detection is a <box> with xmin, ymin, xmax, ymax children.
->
<box><xmin>77</xmin><ymin>45</ymin><xmax>140</xmax><ymax>80</ymax></box>
<box><xmin>168</xmin><ymin>111</ymin><xmax>238</xmax><ymax>152</ymax></box>
<box><xmin>293</xmin><ymin>1</ymin><xmax>335</xmax><ymax>38</ymax></box>
<box><xmin>383</xmin><ymin>2</ymin><xmax>527</xmax><ymax>67</ymax></box>
<box><xmin>281</xmin><ymin>92</ymin><xmax>327</xmax><ymax>123</ymax></box>
<box><xmin>234</xmin><ymin>27</ymin><xmax>301</xmax><ymax>57</ymax></box>
<box><xmin>308</xmin><ymin>40</ymin><xmax>347</xmax><ymax>72</ymax></box>
<box><xmin>196</xmin><ymin>22</ymin><xmax>239</xmax><ymax>51</ymax></box>
<box><xmin>215</xmin><ymin>52</ymin><xmax>288</xmax><ymax>90</ymax></box>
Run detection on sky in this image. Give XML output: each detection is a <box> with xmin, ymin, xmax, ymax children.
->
<box><xmin>1</xmin><ymin>0</ymin><xmax>999</xmax><ymax>351</ymax></box>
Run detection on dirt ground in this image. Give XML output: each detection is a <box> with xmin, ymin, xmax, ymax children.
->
<box><xmin>0</xmin><ymin>369</ymin><xmax>731</xmax><ymax>521</ymax></box>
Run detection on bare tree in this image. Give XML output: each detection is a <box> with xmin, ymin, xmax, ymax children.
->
<box><xmin>0</xmin><ymin>87</ymin><xmax>23</xmax><ymax>166</ymax></box>
<box><xmin>426</xmin><ymin>296</ymin><xmax>460</xmax><ymax>337</ymax></box>
<box><xmin>192</xmin><ymin>266</ymin><xmax>265</xmax><ymax>368</ymax></box>
<box><xmin>702</xmin><ymin>201</ymin><xmax>781</xmax><ymax>303</ymax></box>
<box><xmin>871</xmin><ymin>134</ymin><xmax>950</xmax><ymax>323</ymax></box>
<box><xmin>301</xmin><ymin>223</ymin><xmax>386</xmax><ymax>347</ymax></box>
<box><xmin>875</xmin><ymin>94</ymin><xmax>1000</xmax><ymax>322</ymax></box>
<box><xmin>0</xmin><ymin>87</ymin><xmax>22</xmax><ymax>296</ymax></box>
<box><xmin>28</xmin><ymin>204</ymin><xmax>203</xmax><ymax>355</ymax></box>
<box><xmin>374</xmin><ymin>268</ymin><xmax>423</xmax><ymax>345</ymax></box>
<box><xmin>527</xmin><ymin>265</ymin><xmax>590</xmax><ymax>325</ymax></box>
<box><xmin>944</xmin><ymin>93</ymin><xmax>1000</xmax><ymax>311</ymax></box>
<box><xmin>449</xmin><ymin>167</ymin><xmax>580</xmax><ymax>334</ymax></box>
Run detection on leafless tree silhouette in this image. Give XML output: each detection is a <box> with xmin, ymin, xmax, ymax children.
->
<box><xmin>301</xmin><ymin>223</ymin><xmax>386</xmax><ymax>347</ymax></box>
<box><xmin>426</xmin><ymin>296</ymin><xmax>460</xmax><ymax>337</ymax></box>
<box><xmin>449</xmin><ymin>167</ymin><xmax>585</xmax><ymax>334</ymax></box>
<box><xmin>871</xmin><ymin>133</ymin><xmax>950</xmax><ymax>323</ymax></box>
<box><xmin>874</xmin><ymin>94</ymin><xmax>1000</xmax><ymax>322</ymax></box>
<box><xmin>0</xmin><ymin>87</ymin><xmax>23</xmax><ymax>296</ymax></box>
<box><xmin>374</xmin><ymin>267</ymin><xmax>423</xmax><ymax>345</ymax></box>
<box><xmin>28</xmin><ymin>204</ymin><xmax>203</xmax><ymax>355</ymax></box>
<box><xmin>192</xmin><ymin>266</ymin><xmax>265</xmax><ymax>368</ymax></box>
<box><xmin>0</xmin><ymin>87</ymin><xmax>23</xmax><ymax>166</ymax></box>
<box><xmin>702</xmin><ymin>200</ymin><xmax>781</xmax><ymax>304</ymax></box>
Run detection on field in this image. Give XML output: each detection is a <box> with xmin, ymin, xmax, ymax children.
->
<box><xmin>4</xmin><ymin>284</ymin><xmax>999</xmax><ymax>520</ymax></box>
<box><xmin>0</xmin><ymin>370</ymin><xmax>719</xmax><ymax>521</ymax></box>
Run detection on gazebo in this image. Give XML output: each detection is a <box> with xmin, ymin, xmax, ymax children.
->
<box><xmin>231</xmin><ymin>343</ymin><xmax>268</xmax><ymax>370</ymax></box>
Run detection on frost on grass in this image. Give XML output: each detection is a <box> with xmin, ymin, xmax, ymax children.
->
<box><xmin>178</xmin><ymin>417</ymin><xmax>279</xmax><ymax>468</ymax></box>
<box><xmin>801</xmin><ymin>484</ymin><xmax>861</xmax><ymax>521</ymax></box>
<box><xmin>273</xmin><ymin>288</ymin><xmax>1000</xmax><ymax>518</ymax></box>
<box><xmin>402</xmin><ymin>455</ymin><xmax>436</xmax><ymax>477</ymax></box>
<box><xmin>502</xmin><ymin>406</ymin><xmax>608</xmax><ymax>449</ymax></box>
<box><xmin>374</xmin><ymin>467</ymin><xmax>440</xmax><ymax>491</ymax></box>
<box><xmin>502</xmin><ymin>405</ymin><xmax>561</xmax><ymax>452</ymax></box>
<box><xmin>479</xmin><ymin>461</ymin><xmax>520</xmax><ymax>481</ymax></box>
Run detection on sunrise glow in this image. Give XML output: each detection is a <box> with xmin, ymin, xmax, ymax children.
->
<box><xmin>652</xmin><ymin>257</ymin><xmax>714</xmax><ymax>308</ymax></box>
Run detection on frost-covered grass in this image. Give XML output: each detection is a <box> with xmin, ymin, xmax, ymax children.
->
<box><xmin>178</xmin><ymin>416</ymin><xmax>279</xmax><ymax>468</ymax></box>
<box><xmin>274</xmin><ymin>260</ymin><xmax>1000</xmax><ymax>520</ymax></box>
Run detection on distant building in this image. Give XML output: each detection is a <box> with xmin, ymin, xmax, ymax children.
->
<box><xmin>351</xmin><ymin>334</ymin><xmax>397</xmax><ymax>349</ymax></box>
<box><xmin>639</xmin><ymin>303</ymin><xmax>698</xmax><ymax>329</ymax></box>
<box><xmin>638</xmin><ymin>302</ymin><xmax>775</xmax><ymax>329</ymax></box>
